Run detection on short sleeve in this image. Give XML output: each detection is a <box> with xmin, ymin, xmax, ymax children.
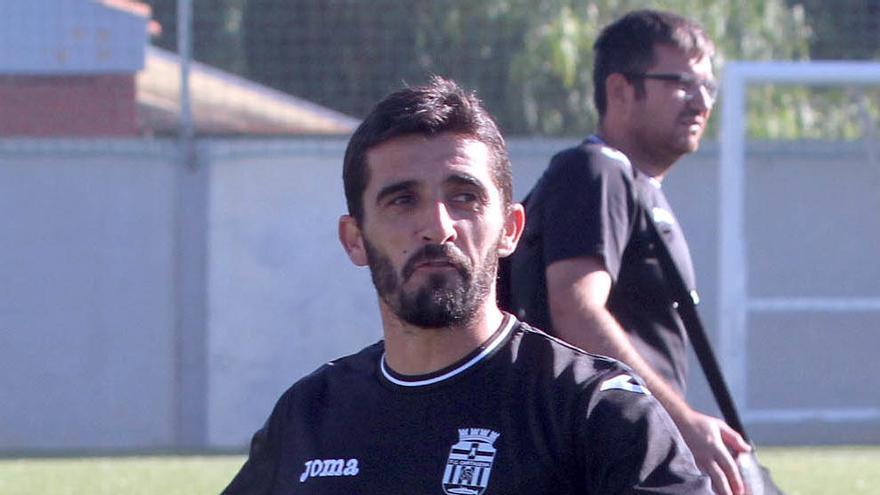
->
<box><xmin>578</xmin><ymin>373</ymin><xmax>711</xmax><ymax>494</ymax></box>
<box><xmin>540</xmin><ymin>146</ymin><xmax>635</xmax><ymax>280</ymax></box>
<box><xmin>221</xmin><ymin>393</ymin><xmax>289</xmax><ymax>495</ymax></box>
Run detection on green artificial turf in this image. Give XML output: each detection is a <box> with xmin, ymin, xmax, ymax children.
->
<box><xmin>758</xmin><ymin>446</ymin><xmax>880</xmax><ymax>495</ymax></box>
<box><xmin>0</xmin><ymin>446</ymin><xmax>877</xmax><ymax>494</ymax></box>
<box><xmin>0</xmin><ymin>455</ymin><xmax>244</xmax><ymax>495</ymax></box>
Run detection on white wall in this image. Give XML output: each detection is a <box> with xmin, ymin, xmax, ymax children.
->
<box><xmin>1</xmin><ymin>138</ymin><xmax>877</xmax><ymax>453</ymax></box>
<box><xmin>204</xmin><ymin>141</ymin><xmax>381</xmax><ymax>448</ymax></box>
<box><xmin>0</xmin><ymin>141</ymin><xmax>177</xmax><ymax>452</ymax></box>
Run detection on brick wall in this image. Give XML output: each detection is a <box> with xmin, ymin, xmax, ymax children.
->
<box><xmin>0</xmin><ymin>74</ymin><xmax>137</xmax><ymax>136</ymax></box>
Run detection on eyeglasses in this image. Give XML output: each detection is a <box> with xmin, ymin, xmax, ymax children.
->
<box><xmin>623</xmin><ymin>72</ymin><xmax>719</xmax><ymax>105</ymax></box>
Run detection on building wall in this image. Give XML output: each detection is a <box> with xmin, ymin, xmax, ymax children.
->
<box><xmin>0</xmin><ymin>0</ymin><xmax>148</xmax><ymax>75</ymax></box>
<box><xmin>0</xmin><ymin>138</ymin><xmax>877</xmax><ymax>454</ymax></box>
<box><xmin>0</xmin><ymin>141</ymin><xmax>177</xmax><ymax>452</ymax></box>
<box><xmin>203</xmin><ymin>141</ymin><xmax>382</xmax><ymax>448</ymax></box>
<box><xmin>0</xmin><ymin>1</ymin><xmax>148</xmax><ymax>138</ymax></box>
<box><xmin>0</xmin><ymin>75</ymin><xmax>138</xmax><ymax>137</ymax></box>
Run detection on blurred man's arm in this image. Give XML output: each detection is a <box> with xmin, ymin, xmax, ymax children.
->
<box><xmin>546</xmin><ymin>256</ymin><xmax>750</xmax><ymax>495</ymax></box>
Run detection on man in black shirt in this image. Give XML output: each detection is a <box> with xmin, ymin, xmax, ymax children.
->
<box><xmin>503</xmin><ymin>10</ymin><xmax>749</xmax><ymax>495</ymax></box>
<box><xmin>222</xmin><ymin>77</ymin><xmax>710</xmax><ymax>494</ymax></box>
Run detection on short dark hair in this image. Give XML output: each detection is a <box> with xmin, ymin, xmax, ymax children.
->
<box><xmin>593</xmin><ymin>10</ymin><xmax>715</xmax><ymax>117</ymax></box>
<box><xmin>342</xmin><ymin>76</ymin><xmax>512</xmax><ymax>222</ymax></box>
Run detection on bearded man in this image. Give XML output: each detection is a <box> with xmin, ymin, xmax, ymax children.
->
<box><xmin>221</xmin><ymin>76</ymin><xmax>710</xmax><ymax>494</ymax></box>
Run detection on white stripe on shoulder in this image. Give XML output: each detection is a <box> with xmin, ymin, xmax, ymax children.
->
<box><xmin>597</xmin><ymin>145</ymin><xmax>632</xmax><ymax>171</ymax></box>
<box><xmin>381</xmin><ymin>317</ymin><xmax>516</xmax><ymax>387</ymax></box>
<box><xmin>600</xmin><ymin>374</ymin><xmax>651</xmax><ymax>395</ymax></box>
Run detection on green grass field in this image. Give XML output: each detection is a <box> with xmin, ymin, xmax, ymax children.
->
<box><xmin>0</xmin><ymin>446</ymin><xmax>878</xmax><ymax>494</ymax></box>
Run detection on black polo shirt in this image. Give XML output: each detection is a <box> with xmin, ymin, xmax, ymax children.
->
<box><xmin>506</xmin><ymin>138</ymin><xmax>696</xmax><ymax>395</ymax></box>
<box><xmin>222</xmin><ymin>316</ymin><xmax>708</xmax><ymax>494</ymax></box>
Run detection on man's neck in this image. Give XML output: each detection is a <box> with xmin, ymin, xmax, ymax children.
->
<box><xmin>595</xmin><ymin>127</ymin><xmax>675</xmax><ymax>180</ymax></box>
<box><xmin>380</xmin><ymin>301</ymin><xmax>506</xmax><ymax>376</ymax></box>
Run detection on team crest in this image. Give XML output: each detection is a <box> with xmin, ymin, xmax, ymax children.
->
<box><xmin>442</xmin><ymin>428</ymin><xmax>500</xmax><ymax>495</ymax></box>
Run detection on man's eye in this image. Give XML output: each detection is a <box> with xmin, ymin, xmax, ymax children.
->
<box><xmin>388</xmin><ymin>195</ymin><xmax>415</xmax><ymax>206</ymax></box>
<box><xmin>451</xmin><ymin>192</ymin><xmax>478</xmax><ymax>203</ymax></box>
<box><xmin>675</xmin><ymin>84</ymin><xmax>694</xmax><ymax>97</ymax></box>
<box><xmin>677</xmin><ymin>80</ymin><xmax>694</xmax><ymax>91</ymax></box>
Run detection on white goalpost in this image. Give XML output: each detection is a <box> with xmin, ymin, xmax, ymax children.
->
<box><xmin>719</xmin><ymin>61</ymin><xmax>880</xmax><ymax>425</ymax></box>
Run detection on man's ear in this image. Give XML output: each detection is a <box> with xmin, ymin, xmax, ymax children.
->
<box><xmin>605</xmin><ymin>72</ymin><xmax>634</xmax><ymax>111</ymax></box>
<box><xmin>497</xmin><ymin>203</ymin><xmax>525</xmax><ymax>258</ymax></box>
<box><xmin>339</xmin><ymin>215</ymin><xmax>368</xmax><ymax>266</ymax></box>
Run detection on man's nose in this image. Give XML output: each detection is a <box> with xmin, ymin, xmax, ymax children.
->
<box><xmin>418</xmin><ymin>201</ymin><xmax>457</xmax><ymax>244</ymax></box>
<box><xmin>691</xmin><ymin>84</ymin><xmax>714</xmax><ymax>111</ymax></box>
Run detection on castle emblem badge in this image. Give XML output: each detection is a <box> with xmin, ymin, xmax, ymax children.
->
<box><xmin>442</xmin><ymin>428</ymin><xmax>500</xmax><ymax>495</ymax></box>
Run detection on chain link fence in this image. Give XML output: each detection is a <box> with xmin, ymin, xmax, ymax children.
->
<box><xmin>2</xmin><ymin>1</ymin><xmax>879</xmax><ymax>453</ymax></box>
<box><xmin>0</xmin><ymin>0</ymin><xmax>878</xmax><ymax>140</ymax></box>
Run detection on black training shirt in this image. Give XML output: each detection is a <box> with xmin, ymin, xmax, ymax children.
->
<box><xmin>507</xmin><ymin>139</ymin><xmax>696</xmax><ymax>394</ymax></box>
<box><xmin>222</xmin><ymin>316</ymin><xmax>709</xmax><ymax>494</ymax></box>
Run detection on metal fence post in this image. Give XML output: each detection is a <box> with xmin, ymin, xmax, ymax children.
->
<box><xmin>173</xmin><ymin>0</ymin><xmax>208</xmax><ymax>451</ymax></box>
<box><xmin>178</xmin><ymin>0</ymin><xmax>195</xmax><ymax>168</ymax></box>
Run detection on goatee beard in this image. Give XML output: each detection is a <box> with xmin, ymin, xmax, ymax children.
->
<box><xmin>363</xmin><ymin>240</ymin><xmax>497</xmax><ymax>329</ymax></box>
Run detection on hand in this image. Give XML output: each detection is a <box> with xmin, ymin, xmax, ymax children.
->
<box><xmin>678</xmin><ymin>410</ymin><xmax>751</xmax><ymax>495</ymax></box>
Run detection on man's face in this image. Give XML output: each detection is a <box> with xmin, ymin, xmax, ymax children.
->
<box><xmin>339</xmin><ymin>132</ymin><xmax>518</xmax><ymax>328</ymax></box>
<box><xmin>630</xmin><ymin>44</ymin><xmax>715</xmax><ymax>161</ymax></box>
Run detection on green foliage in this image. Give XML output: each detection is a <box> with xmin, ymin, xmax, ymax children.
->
<box><xmin>236</xmin><ymin>0</ymin><xmax>820</xmax><ymax>137</ymax></box>
<box><xmin>145</xmin><ymin>0</ymin><xmax>247</xmax><ymax>74</ymax></box>
<box><xmin>145</xmin><ymin>0</ymin><xmax>877</xmax><ymax>139</ymax></box>
<box><xmin>797</xmin><ymin>0</ymin><xmax>880</xmax><ymax>60</ymax></box>
<box><xmin>504</xmin><ymin>0</ymin><xmax>814</xmax><ymax>137</ymax></box>
<box><xmin>240</xmin><ymin>1</ymin><xmax>424</xmax><ymax>120</ymax></box>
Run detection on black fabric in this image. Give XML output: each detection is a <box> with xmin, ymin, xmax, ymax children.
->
<box><xmin>222</xmin><ymin>318</ymin><xmax>710</xmax><ymax>494</ymax></box>
<box><xmin>643</xmin><ymin>219</ymin><xmax>785</xmax><ymax>495</ymax></box>
<box><xmin>505</xmin><ymin>139</ymin><xmax>695</xmax><ymax>395</ymax></box>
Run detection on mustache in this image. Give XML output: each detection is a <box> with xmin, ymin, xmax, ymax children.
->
<box><xmin>401</xmin><ymin>244</ymin><xmax>470</xmax><ymax>281</ymax></box>
<box><xmin>679</xmin><ymin>108</ymin><xmax>704</xmax><ymax>120</ymax></box>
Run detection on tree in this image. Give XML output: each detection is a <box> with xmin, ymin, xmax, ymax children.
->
<box><xmin>238</xmin><ymin>0</ymin><xmax>817</xmax><ymax>137</ymax></box>
<box><xmin>150</xmin><ymin>0</ymin><xmax>862</xmax><ymax>139</ymax></box>
<box><xmin>241</xmin><ymin>1</ymin><xmax>423</xmax><ymax>119</ymax></box>
<box><xmin>145</xmin><ymin>0</ymin><xmax>247</xmax><ymax>74</ymax></box>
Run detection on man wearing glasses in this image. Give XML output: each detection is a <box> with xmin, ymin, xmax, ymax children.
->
<box><xmin>503</xmin><ymin>10</ymin><xmax>749</xmax><ymax>495</ymax></box>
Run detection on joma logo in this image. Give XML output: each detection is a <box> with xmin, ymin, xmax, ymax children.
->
<box><xmin>299</xmin><ymin>458</ymin><xmax>360</xmax><ymax>482</ymax></box>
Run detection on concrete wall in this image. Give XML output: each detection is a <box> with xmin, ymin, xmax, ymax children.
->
<box><xmin>0</xmin><ymin>141</ymin><xmax>177</xmax><ymax>452</ymax></box>
<box><xmin>737</xmin><ymin>143</ymin><xmax>880</xmax><ymax>443</ymax></box>
<box><xmin>1</xmin><ymin>138</ymin><xmax>877</xmax><ymax>454</ymax></box>
<box><xmin>204</xmin><ymin>141</ymin><xmax>382</xmax><ymax>448</ymax></box>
